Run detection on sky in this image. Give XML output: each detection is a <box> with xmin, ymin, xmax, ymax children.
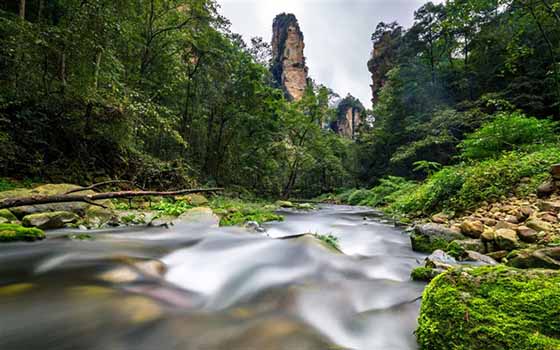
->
<box><xmin>217</xmin><ymin>0</ymin><xmax>438</xmax><ymax>108</ymax></box>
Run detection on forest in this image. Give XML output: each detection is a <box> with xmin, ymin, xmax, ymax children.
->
<box><xmin>0</xmin><ymin>1</ymin><xmax>559</xmax><ymax>350</ymax></box>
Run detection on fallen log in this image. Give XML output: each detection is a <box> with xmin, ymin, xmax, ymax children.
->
<box><xmin>0</xmin><ymin>188</ymin><xmax>224</xmax><ymax>210</ymax></box>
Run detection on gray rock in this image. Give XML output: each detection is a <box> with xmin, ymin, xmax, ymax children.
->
<box><xmin>22</xmin><ymin>211</ymin><xmax>79</xmax><ymax>230</ymax></box>
<box><xmin>464</xmin><ymin>251</ymin><xmax>498</xmax><ymax>265</ymax></box>
<box><xmin>425</xmin><ymin>250</ymin><xmax>457</xmax><ymax>270</ymax></box>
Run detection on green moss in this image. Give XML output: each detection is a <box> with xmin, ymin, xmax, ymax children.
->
<box><xmin>0</xmin><ymin>209</ymin><xmax>17</xmax><ymax>222</ymax></box>
<box><xmin>417</xmin><ymin>266</ymin><xmax>560</xmax><ymax>350</ymax></box>
<box><xmin>151</xmin><ymin>200</ymin><xmax>193</xmax><ymax>216</ymax></box>
<box><xmin>311</xmin><ymin>233</ymin><xmax>340</xmax><ymax>251</ymax></box>
<box><xmin>410</xmin><ymin>233</ymin><xmax>450</xmax><ymax>253</ymax></box>
<box><xmin>211</xmin><ymin>197</ymin><xmax>284</xmax><ymax>227</ymax></box>
<box><xmin>446</xmin><ymin>240</ymin><xmax>467</xmax><ymax>259</ymax></box>
<box><xmin>0</xmin><ymin>224</ymin><xmax>45</xmax><ymax>242</ymax></box>
<box><xmin>411</xmin><ymin>267</ymin><xmax>439</xmax><ymax>282</ymax></box>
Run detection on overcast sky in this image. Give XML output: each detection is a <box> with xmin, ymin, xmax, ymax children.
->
<box><xmin>217</xmin><ymin>0</ymin><xmax>438</xmax><ymax>108</ymax></box>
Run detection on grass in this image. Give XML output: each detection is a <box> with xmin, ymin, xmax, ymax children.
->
<box><xmin>312</xmin><ymin>233</ymin><xmax>340</xmax><ymax>251</ymax></box>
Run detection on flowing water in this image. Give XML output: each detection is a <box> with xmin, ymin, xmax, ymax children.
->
<box><xmin>0</xmin><ymin>205</ymin><xmax>426</xmax><ymax>350</ymax></box>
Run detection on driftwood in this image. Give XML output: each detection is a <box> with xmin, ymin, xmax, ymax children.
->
<box><xmin>63</xmin><ymin>180</ymin><xmax>144</xmax><ymax>195</ymax></box>
<box><xmin>0</xmin><ymin>188</ymin><xmax>223</xmax><ymax>210</ymax></box>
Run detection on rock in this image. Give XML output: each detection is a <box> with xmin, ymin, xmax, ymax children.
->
<box><xmin>416</xmin><ymin>267</ymin><xmax>560</xmax><ymax>350</ymax></box>
<box><xmin>526</xmin><ymin>218</ymin><xmax>553</xmax><ymax>232</ymax></box>
<box><xmin>460</xmin><ymin>220</ymin><xmax>484</xmax><ymax>238</ymax></box>
<box><xmin>149</xmin><ymin>215</ymin><xmax>176</xmax><ymax>228</ymax></box>
<box><xmin>540</xmin><ymin>213</ymin><xmax>558</xmax><ymax>223</ymax></box>
<box><xmin>176</xmin><ymin>194</ymin><xmax>209</xmax><ymax>207</ymax></box>
<box><xmin>431</xmin><ymin>213</ymin><xmax>448</xmax><ymax>224</ymax></box>
<box><xmin>177</xmin><ymin>207</ymin><xmax>220</xmax><ymax>226</ymax></box>
<box><xmin>271</xmin><ymin>14</ymin><xmax>308</xmax><ymax>101</ymax></box>
<box><xmin>487</xmin><ymin>250</ymin><xmax>508</xmax><ymax>261</ymax></box>
<box><xmin>425</xmin><ymin>250</ymin><xmax>457</xmax><ymax>270</ymax></box>
<box><xmin>0</xmin><ymin>209</ymin><xmax>17</xmax><ymax>223</ymax></box>
<box><xmin>0</xmin><ymin>217</ymin><xmax>8</xmax><ymax>224</ymax></box>
<box><xmin>495</xmin><ymin>221</ymin><xmax>518</xmax><ymax>230</ymax></box>
<box><xmin>538</xmin><ymin>200</ymin><xmax>560</xmax><ymax>213</ymax></box>
<box><xmin>479</xmin><ymin>217</ymin><xmax>497</xmax><ymax>226</ymax></box>
<box><xmin>288</xmin><ymin>234</ymin><xmax>342</xmax><ymax>253</ymax></box>
<box><xmin>537</xmin><ymin>180</ymin><xmax>556</xmax><ymax>198</ymax></box>
<box><xmin>22</xmin><ymin>211</ymin><xmax>79</xmax><ymax>230</ymax></box>
<box><xmin>0</xmin><ymin>224</ymin><xmax>45</xmax><ymax>242</ymax></box>
<box><xmin>84</xmin><ymin>206</ymin><xmax>115</xmax><ymax>229</ymax></box>
<box><xmin>296</xmin><ymin>203</ymin><xmax>314</xmax><ymax>210</ymax></box>
<box><xmin>504</xmin><ymin>215</ymin><xmax>519</xmax><ymax>224</ymax></box>
<box><xmin>245</xmin><ymin>221</ymin><xmax>266</xmax><ymax>233</ymax></box>
<box><xmin>451</xmin><ymin>239</ymin><xmax>486</xmax><ymax>254</ymax></box>
<box><xmin>276</xmin><ymin>201</ymin><xmax>295</xmax><ymax>208</ymax></box>
<box><xmin>515</xmin><ymin>207</ymin><xmax>534</xmax><ymax>222</ymax></box>
<box><xmin>0</xmin><ymin>184</ymin><xmax>113</xmax><ymax>217</ymax></box>
<box><xmin>481</xmin><ymin>228</ymin><xmax>496</xmax><ymax>242</ymax></box>
<box><xmin>508</xmin><ymin>247</ymin><xmax>560</xmax><ymax>269</ymax></box>
<box><xmin>494</xmin><ymin>228</ymin><xmax>518</xmax><ymax>251</ymax></box>
<box><xmin>410</xmin><ymin>266</ymin><xmax>440</xmax><ymax>282</ymax></box>
<box><xmin>550</xmin><ymin>163</ymin><xmax>560</xmax><ymax>180</ymax></box>
<box><xmin>516</xmin><ymin>226</ymin><xmax>539</xmax><ymax>243</ymax></box>
<box><xmin>410</xmin><ymin>223</ymin><xmax>465</xmax><ymax>253</ymax></box>
<box><xmin>464</xmin><ymin>251</ymin><xmax>498</xmax><ymax>265</ymax></box>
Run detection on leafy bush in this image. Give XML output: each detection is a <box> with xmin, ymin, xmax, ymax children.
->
<box><xmin>459</xmin><ymin>113</ymin><xmax>558</xmax><ymax>160</ymax></box>
<box><xmin>390</xmin><ymin>145</ymin><xmax>560</xmax><ymax>215</ymax></box>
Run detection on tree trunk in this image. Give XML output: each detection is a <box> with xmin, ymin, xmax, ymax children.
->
<box><xmin>19</xmin><ymin>0</ymin><xmax>25</xmax><ymax>20</ymax></box>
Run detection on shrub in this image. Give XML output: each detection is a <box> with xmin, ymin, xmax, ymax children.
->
<box><xmin>459</xmin><ymin>113</ymin><xmax>558</xmax><ymax>160</ymax></box>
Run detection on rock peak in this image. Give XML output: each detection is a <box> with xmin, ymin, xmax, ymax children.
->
<box><xmin>271</xmin><ymin>13</ymin><xmax>309</xmax><ymax>101</ymax></box>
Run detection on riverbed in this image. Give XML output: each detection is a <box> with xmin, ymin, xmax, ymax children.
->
<box><xmin>0</xmin><ymin>205</ymin><xmax>426</xmax><ymax>350</ymax></box>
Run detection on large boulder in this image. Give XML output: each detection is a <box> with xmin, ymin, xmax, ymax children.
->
<box><xmin>175</xmin><ymin>194</ymin><xmax>209</xmax><ymax>207</ymax></box>
<box><xmin>550</xmin><ymin>163</ymin><xmax>560</xmax><ymax>180</ymax></box>
<box><xmin>0</xmin><ymin>224</ymin><xmax>45</xmax><ymax>242</ymax></box>
<box><xmin>0</xmin><ymin>184</ymin><xmax>113</xmax><ymax>217</ymax></box>
<box><xmin>416</xmin><ymin>267</ymin><xmax>560</xmax><ymax>350</ymax></box>
<box><xmin>537</xmin><ymin>180</ymin><xmax>556</xmax><ymax>198</ymax></box>
<box><xmin>22</xmin><ymin>211</ymin><xmax>79</xmax><ymax>230</ymax></box>
<box><xmin>508</xmin><ymin>247</ymin><xmax>560</xmax><ymax>270</ymax></box>
<box><xmin>516</xmin><ymin>226</ymin><xmax>539</xmax><ymax>243</ymax></box>
<box><xmin>410</xmin><ymin>223</ymin><xmax>465</xmax><ymax>253</ymax></box>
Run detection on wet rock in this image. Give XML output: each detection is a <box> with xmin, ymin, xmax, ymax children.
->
<box><xmin>411</xmin><ymin>266</ymin><xmax>440</xmax><ymax>282</ymax></box>
<box><xmin>410</xmin><ymin>223</ymin><xmax>465</xmax><ymax>253</ymax></box>
<box><xmin>504</xmin><ymin>215</ymin><xmax>519</xmax><ymax>224</ymax></box>
<box><xmin>296</xmin><ymin>203</ymin><xmax>314</xmax><ymax>210</ymax></box>
<box><xmin>481</xmin><ymin>228</ymin><xmax>496</xmax><ymax>242</ymax></box>
<box><xmin>288</xmin><ymin>234</ymin><xmax>342</xmax><ymax>254</ymax></box>
<box><xmin>149</xmin><ymin>215</ymin><xmax>176</xmax><ymax>228</ymax></box>
<box><xmin>480</xmin><ymin>217</ymin><xmax>497</xmax><ymax>226</ymax></box>
<box><xmin>538</xmin><ymin>200</ymin><xmax>560</xmax><ymax>213</ymax></box>
<box><xmin>0</xmin><ymin>223</ymin><xmax>45</xmax><ymax>242</ymax></box>
<box><xmin>460</xmin><ymin>220</ymin><xmax>484</xmax><ymax>238</ymax></box>
<box><xmin>425</xmin><ymin>250</ymin><xmax>457</xmax><ymax>270</ymax></box>
<box><xmin>178</xmin><ymin>207</ymin><xmax>220</xmax><ymax>226</ymax></box>
<box><xmin>22</xmin><ymin>211</ymin><xmax>79</xmax><ymax>230</ymax></box>
<box><xmin>245</xmin><ymin>221</ymin><xmax>266</xmax><ymax>233</ymax></box>
<box><xmin>452</xmin><ymin>239</ymin><xmax>486</xmax><ymax>254</ymax></box>
<box><xmin>540</xmin><ymin>213</ymin><xmax>558</xmax><ymax>223</ymax></box>
<box><xmin>495</xmin><ymin>221</ymin><xmax>518</xmax><ymax>231</ymax></box>
<box><xmin>276</xmin><ymin>201</ymin><xmax>295</xmax><ymax>208</ymax></box>
<box><xmin>508</xmin><ymin>247</ymin><xmax>560</xmax><ymax>269</ymax></box>
<box><xmin>516</xmin><ymin>226</ymin><xmax>539</xmax><ymax>243</ymax></box>
<box><xmin>526</xmin><ymin>218</ymin><xmax>553</xmax><ymax>232</ymax></box>
<box><xmin>494</xmin><ymin>229</ymin><xmax>518</xmax><ymax>251</ymax></box>
<box><xmin>84</xmin><ymin>206</ymin><xmax>115</xmax><ymax>229</ymax></box>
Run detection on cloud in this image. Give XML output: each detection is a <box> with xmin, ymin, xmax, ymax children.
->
<box><xmin>217</xmin><ymin>0</ymin><xmax>437</xmax><ymax>108</ymax></box>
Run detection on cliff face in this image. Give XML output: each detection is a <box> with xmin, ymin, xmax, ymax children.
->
<box><xmin>367</xmin><ymin>23</ymin><xmax>402</xmax><ymax>105</ymax></box>
<box><xmin>331</xmin><ymin>95</ymin><xmax>365</xmax><ymax>139</ymax></box>
<box><xmin>271</xmin><ymin>13</ymin><xmax>309</xmax><ymax>101</ymax></box>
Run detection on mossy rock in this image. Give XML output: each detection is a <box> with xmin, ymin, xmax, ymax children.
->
<box><xmin>176</xmin><ymin>194</ymin><xmax>209</xmax><ymax>206</ymax></box>
<box><xmin>411</xmin><ymin>267</ymin><xmax>440</xmax><ymax>282</ymax></box>
<box><xmin>0</xmin><ymin>224</ymin><xmax>45</xmax><ymax>242</ymax></box>
<box><xmin>0</xmin><ymin>183</ymin><xmax>113</xmax><ymax>217</ymax></box>
<box><xmin>22</xmin><ymin>211</ymin><xmax>79</xmax><ymax>230</ymax></box>
<box><xmin>288</xmin><ymin>234</ymin><xmax>342</xmax><ymax>254</ymax></box>
<box><xmin>0</xmin><ymin>209</ymin><xmax>17</xmax><ymax>222</ymax></box>
<box><xmin>411</xmin><ymin>223</ymin><xmax>466</xmax><ymax>253</ymax></box>
<box><xmin>417</xmin><ymin>266</ymin><xmax>560</xmax><ymax>350</ymax></box>
<box><xmin>276</xmin><ymin>200</ymin><xmax>295</xmax><ymax>208</ymax></box>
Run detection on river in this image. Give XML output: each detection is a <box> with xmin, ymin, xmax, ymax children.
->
<box><xmin>0</xmin><ymin>205</ymin><xmax>426</xmax><ymax>350</ymax></box>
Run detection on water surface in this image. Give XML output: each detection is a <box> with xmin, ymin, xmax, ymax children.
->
<box><xmin>0</xmin><ymin>205</ymin><xmax>425</xmax><ymax>350</ymax></box>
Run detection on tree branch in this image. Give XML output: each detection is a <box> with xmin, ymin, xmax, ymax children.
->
<box><xmin>0</xmin><ymin>188</ymin><xmax>223</xmax><ymax>210</ymax></box>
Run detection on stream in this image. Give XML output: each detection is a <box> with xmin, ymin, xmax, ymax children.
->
<box><xmin>0</xmin><ymin>205</ymin><xmax>426</xmax><ymax>350</ymax></box>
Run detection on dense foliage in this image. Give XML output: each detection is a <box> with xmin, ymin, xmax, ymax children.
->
<box><xmin>0</xmin><ymin>0</ymin><xmax>355</xmax><ymax>198</ymax></box>
<box><xmin>358</xmin><ymin>0</ymin><xmax>560</xmax><ymax>184</ymax></box>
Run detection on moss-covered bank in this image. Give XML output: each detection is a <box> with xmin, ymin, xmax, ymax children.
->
<box><xmin>417</xmin><ymin>266</ymin><xmax>560</xmax><ymax>350</ymax></box>
<box><xmin>0</xmin><ymin>224</ymin><xmax>45</xmax><ymax>242</ymax></box>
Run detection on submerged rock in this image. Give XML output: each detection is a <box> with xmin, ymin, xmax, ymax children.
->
<box><xmin>416</xmin><ymin>266</ymin><xmax>560</xmax><ymax>350</ymax></box>
<box><xmin>22</xmin><ymin>211</ymin><xmax>79</xmax><ymax>230</ymax></box>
